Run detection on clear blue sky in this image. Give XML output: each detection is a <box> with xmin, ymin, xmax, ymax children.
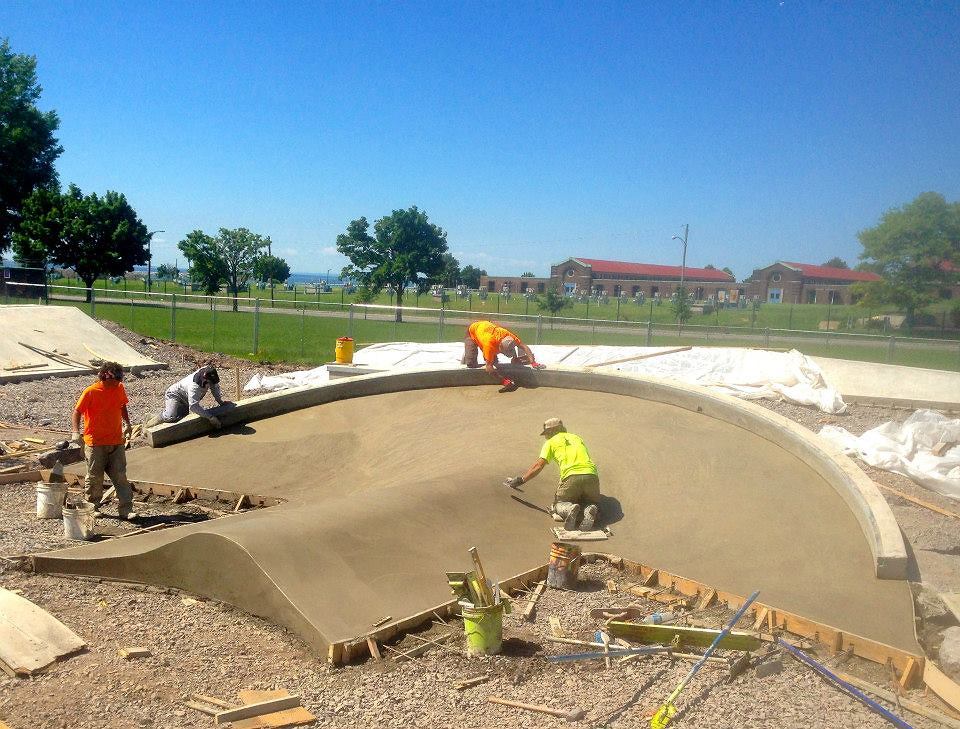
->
<box><xmin>3</xmin><ymin>1</ymin><xmax>959</xmax><ymax>279</ymax></box>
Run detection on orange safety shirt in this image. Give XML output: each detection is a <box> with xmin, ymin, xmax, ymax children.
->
<box><xmin>74</xmin><ymin>381</ymin><xmax>128</xmax><ymax>446</ymax></box>
<box><xmin>468</xmin><ymin>320</ymin><xmax>523</xmax><ymax>364</ymax></box>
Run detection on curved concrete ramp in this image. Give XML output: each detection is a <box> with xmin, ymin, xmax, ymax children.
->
<box><xmin>35</xmin><ymin>379</ymin><xmax>919</xmax><ymax>654</ymax></box>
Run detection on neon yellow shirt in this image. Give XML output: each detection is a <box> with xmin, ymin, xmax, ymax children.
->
<box><xmin>539</xmin><ymin>432</ymin><xmax>597</xmax><ymax>480</ymax></box>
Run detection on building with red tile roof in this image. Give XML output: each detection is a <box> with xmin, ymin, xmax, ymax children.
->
<box><xmin>744</xmin><ymin>261</ymin><xmax>882</xmax><ymax>305</ymax></box>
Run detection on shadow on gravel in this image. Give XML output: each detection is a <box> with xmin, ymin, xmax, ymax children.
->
<box><xmin>500</xmin><ymin>637</ymin><xmax>542</xmax><ymax>657</ymax></box>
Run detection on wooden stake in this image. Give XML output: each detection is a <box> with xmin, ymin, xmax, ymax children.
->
<box><xmin>522</xmin><ymin>580</ymin><xmax>547</xmax><ymax>622</ymax></box>
<box><xmin>468</xmin><ymin>547</ymin><xmax>495</xmax><ymax>607</ymax></box>
<box><xmin>366</xmin><ymin>636</ymin><xmax>382</xmax><ymax>661</ymax></box>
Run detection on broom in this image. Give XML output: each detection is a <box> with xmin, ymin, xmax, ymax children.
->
<box><xmin>649</xmin><ymin>590</ymin><xmax>760</xmax><ymax>729</ymax></box>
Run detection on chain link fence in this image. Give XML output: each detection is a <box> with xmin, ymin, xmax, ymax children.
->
<box><xmin>5</xmin><ymin>282</ymin><xmax>960</xmax><ymax>371</ymax></box>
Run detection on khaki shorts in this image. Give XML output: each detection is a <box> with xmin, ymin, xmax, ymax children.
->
<box><xmin>555</xmin><ymin>472</ymin><xmax>600</xmax><ymax>505</ymax></box>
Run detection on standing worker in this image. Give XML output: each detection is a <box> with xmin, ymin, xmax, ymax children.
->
<box><xmin>71</xmin><ymin>362</ymin><xmax>138</xmax><ymax>520</ymax></box>
<box><xmin>462</xmin><ymin>319</ymin><xmax>544</xmax><ymax>393</ymax></box>
<box><xmin>504</xmin><ymin>418</ymin><xmax>600</xmax><ymax>531</ymax></box>
<box><xmin>146</xmin><ymin>363</ymin><xmax>230</xmax><ymax>428</ymax></box>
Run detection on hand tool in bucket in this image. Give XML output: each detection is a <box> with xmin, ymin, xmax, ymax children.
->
<box><xmin>649</xmin><ymin>590</ymin><xmax>759</xmax><ymax>729</ymax></box>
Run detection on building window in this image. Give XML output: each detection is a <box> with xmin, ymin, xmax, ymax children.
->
<box><xmin>565</xmin><ymin>268</ymin><xmax>575</xmax><ymax>278</ymax></box>
<box><xmin>771</xmin><ymin>272</ymin><xmax>781</xmax><ymax>282</ymax></box>
<box><xmin>487</xmin><ymin>280</ymin><xmax>496</xmax><ymax>292</ymax></box>
<box><xmin>537</xmin><ymin>282</ymin><xmax>545</xmax><ymax>293</ymax></box>
<box><xmin>807</xmin><ymin>290</ymin><xmax>816</xmax><ymax>304</ymax></box>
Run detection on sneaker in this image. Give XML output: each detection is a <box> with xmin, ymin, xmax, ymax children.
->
<box><xmin>551</xmin><ymin>512</ymin><xmax>565</xmax><ymax>523</ymax></box>
<box><xmin>580</xmin><ymin>505</ymin><xmax>599</xmax><ymax>532</ymax></box>
<box><xmin>564</xmin><ymin>504</ymin><xmax>581</xmax><ymax>531</ymax></box>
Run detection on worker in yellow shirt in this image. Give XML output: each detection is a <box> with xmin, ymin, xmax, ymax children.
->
<box><xmin>461</xmin><ymin>320</ymin><xmax>544</xmax><ymax>392</ymax></box>
<box><xmin>504</xmin><ymin>417</ymin><xmax>600</xmax><ymax>531</ymax></box>
<box><xmin>71</xmin><ymin>361</ymin><xmax>138</xmax><ymax>520</ymax></box>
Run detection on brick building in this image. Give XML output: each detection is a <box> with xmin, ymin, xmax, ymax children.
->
<box><xmin>477</xmin><ymin>275</ymin><xmax>551</xmax><ymax>295</ymax></box>
<box><xmin>743</xmin><ymin>261</ymin><xmax>881</xmax><ymax>305</ymax></box>
<box><xmin>548</xmin><ymin>257</ymin><xmax>737</xmax><ymax>301</ymax></box>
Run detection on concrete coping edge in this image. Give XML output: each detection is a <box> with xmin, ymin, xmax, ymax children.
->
<box><xmin>147</xmin><ymin>364</ymin><xmax>908</xmax><ymax>580</ymax></box>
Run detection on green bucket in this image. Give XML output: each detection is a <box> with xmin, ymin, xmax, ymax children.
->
<box><xmin>462</xmin><ymin>603</ymin><xmax>504</xmax><ymax>656</ymax></box>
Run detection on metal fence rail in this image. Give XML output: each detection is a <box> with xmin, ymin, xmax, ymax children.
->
<box><xmin>5</xmin><ymin>282</ymin><xmax>960</xmax><ymax>371</ymax></box>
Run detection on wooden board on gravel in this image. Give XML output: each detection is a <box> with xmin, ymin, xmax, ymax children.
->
<box><xmin>231</xmin><ymin>689</ymin><xmax>315</xmax><ymax>728</ymax></box>
<box><xmin>0</xmin><ymin>587</ymin><xmax>85</xmax><ymax>676</ymax></box>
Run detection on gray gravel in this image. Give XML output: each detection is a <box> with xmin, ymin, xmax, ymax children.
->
<box><xmin>0</xmin><ymin>320</ymin><xmax>957</xmax><ymax>728</ymax></box>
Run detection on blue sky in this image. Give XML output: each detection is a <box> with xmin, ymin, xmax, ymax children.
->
<box><xmin>3</xmin><ymin>1</ymin><xmax>959</xmax><ymax>279</ymax></box>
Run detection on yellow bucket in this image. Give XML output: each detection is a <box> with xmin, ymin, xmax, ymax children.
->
<box><xmin>335</xmin><ymin>336</ymin><xmax>354</xmax><ymax>364</ymax></box>
<box><xmin>462</xmin><ymin>603</ymin><xmax>504</xmax><ymax>656</ymax></box>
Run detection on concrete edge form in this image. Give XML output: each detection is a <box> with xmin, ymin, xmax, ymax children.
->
<box><xmin>146</xmin><ymin>365</ymin><xmax>908</xmax><ymax>580</ymax></box>
<box><xmin>1</xmin><ymin>361</ymin><xmax>167</xmax><ymax>385</ymax></box>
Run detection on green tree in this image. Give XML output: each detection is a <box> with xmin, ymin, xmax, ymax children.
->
<box><xmin>704</xmin><ymin>264</ymin><xmax>716</xmax><ymax>270</ymax></box>
<box><xmin>217</xmin><ymin>227</ymin><xmax>270</xmax><ymax>311</ymax></box>
<box><xmin>520</xmin><ymin>271</ymin><xmax>535</xmax><ymax>277</ymax></box>
<box><xmin>460</xmin><ymin>265</ymin><xmax>485</xmax><ymax>289</ymax></box>
<box><xmin>672</xmin><ymin>286</ymin><xmax>692</xmax><ymax>324</ymax></box>
<box><xmin>439</xmin><ymin>252</ymin><xmax>460</xmax><ymax>288</ymax></box>
<box><xmin>0</xmin><ymin>40</ymin><xmax>62</xmax><ymax>255</ymax></box>
<box><xmin>722</xmin><ymin>267</ymin><xmax>734</xmax><ymax>277</ymax></box>
<box><xmin>178</xmin><ymin>230</ymin><xmax>225</xmax><ymax>296</ymax></box>
<box><xmin>337</xmin><ymin>206</ymin><xmax>448</xmax><ymax>322</ymax></box>
<box><xmin>537</xmin><ymin>286</ymin><xmax>573</xmax><ymax>327</ymax></box>
<box><xmin>856</xmin><ymin>192</ymin><xmax>960</xmax><ymax>327</ymax></box>
<box><xmin>13</xmin><ymin>184</ymin><xmax>149</xmax><ymax>301</ymax></box>
<box><xmin>822</xmin><ymin>257</ymin><xmax>849</xmax><ymax>269</ymax></box>
<box><xmin>253</xmin><ymin>254</ymin><xmax>290</xmax><ymax>285</ymax></box>
<box><xmin>155</xmin><ymin>263</ymin><xmax>179</xmax><ymax>281</ymax></box>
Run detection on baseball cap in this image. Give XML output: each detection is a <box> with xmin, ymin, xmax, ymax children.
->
<box><xmin>540</xmin><ymin>417</ymin><xmax>563</xmax><ymax>435</ymax></box>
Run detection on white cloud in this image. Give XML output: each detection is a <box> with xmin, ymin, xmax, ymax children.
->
<box><xmin>322</xmin><ymin>246</ymin><xmax>339</xmax><ymax>255</ymax></box>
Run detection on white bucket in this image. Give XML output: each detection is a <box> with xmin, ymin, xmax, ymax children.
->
<box><xmin>35</xmin><ymin>482</ymin><xmax>69</xmax><ymax>519</ymax></box>
<box><xmin>63</xmin><ymin>501</ymin><xmax>96</xmax><ymax>540</ymax></box>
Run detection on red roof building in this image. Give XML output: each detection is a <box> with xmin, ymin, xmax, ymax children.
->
<box><xmin>745</xmin><ymin>261</ymin><xmax>882</xmax><ymax>305</ymax></box>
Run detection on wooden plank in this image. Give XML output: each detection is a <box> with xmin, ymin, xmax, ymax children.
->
<box><xmin>874</xmin><ymin>482</ymin><xmax>960</xmax><ymax>521</ymax></box>
<box><xmin>0</xmin><ymin>587</ymin><xmax>85</xmax><ymax>675</ymax></box>
<box><xmin>607</xmin><ymin>621</ymin><xmax>762</xmax><ymax>651</ymax></box>
<box><xmin>585</xmin><ymin>346</ymin><xmax>693</xmax><ymax>369</ymax></box>
<box><xmin>899</xmin><ymin>657</ymin><xmax>921</xmax><ymax>691</ymax></box>
<box><xmin>837</xmin><ymin>672</ymin><xmax>960</xmax><ymax>729</ymax></box>
<box><xmin>214</xmin><ymin>696</ymin><xmax>301</xmax><ymax>725</ymax></box>
<box><xmin>925</xmin><ymin>661</ymin><xmax>960</xmax><ymax>716</ymax></box>
<box><xmin>549</xmin><ymin>616</ymin><xmax>565</xmax><ymax>637</ymax></box>
<box><xmin>118</xmin><ymin>647</ymin><xmax>151</xmax><ymax>659</ymax></box>
<box><xmin>233</xmin><ymin>689</ymin><xmax>316</xmax><ymax>729</ymax></box>
<box><xmin>752</xmin><ymin>607</ymin><xmax>769</xmax><ymax>632</ymax></box>
<box><xmin>191</xmin><ymin>694</ymin><xmax>235</xmax><ymax>709</ymax></box>
<box><xmin>522</xmin><ymin>581</ymin><xmax>547</xmax><ymax>622</ymax></box>
<box><xmin>366</xmin><ymin>636</ymin><xmax>381</xmax><ymax>661</ymax></box>
<box><xmin>697</xmin><ymin>588</ymin><xmax>717</xmax><ymax>610</ymax></box>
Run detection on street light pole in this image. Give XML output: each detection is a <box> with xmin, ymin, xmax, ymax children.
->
<box><xmin>672</xmin><ymin>224</ymin><xmax>689</xmax><ymax>297</ymax></box>
<box><xmin>146</xmin><ymin>230</ymin><xmax>165</xmax><ymax>293</ymax></box>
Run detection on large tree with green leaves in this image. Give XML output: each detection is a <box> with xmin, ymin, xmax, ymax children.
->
<box><xmin>13</xmin><ymin>184</ymin><xmax>149</xmax><ymax>301</ymax></box>
<box><xmin>336</xmin><ymin>206</ymin><xmax>448</xmax><ymax>322</ymax></box>
<box><xmin>178</xmin><ymin>230</ymin><xmax>225</xmax><ymax>295</ymax></box>
<box><xmin>822</xmin><ymin>257</ymin><xmax>849</xmax><ymax>269</ymax></box>
<box><xmin>0</xmin><ymin>39</ymin><xmax>62</xmax><ymax>256</ymax></box>
<box><xmin>218</xmin><ymin>228</ymin><xmax>269</xmax><ymax>310</ymax></box>
<box><xmin>460</xmin><ymin>265</ymin><xmax>486</xmax><ymax>289</ymax></box>
<box><xmin>253</xmin><ymin>254</ymin><xmax>290</xmax><ymax>286</ymax></box>
<box><xmin>537</xmin><ymin>286</ymin><xmax>573</xmax><ymax>327</ymax></box>
<box><xmin>856</xmin><ymin>192</ymin><xmax>960</xmax><ymax>326</ymax></box>
<box><xmin>438</xmin><ymin>252</ymin><xmax>461</xmax><ymax>288</ymax></box>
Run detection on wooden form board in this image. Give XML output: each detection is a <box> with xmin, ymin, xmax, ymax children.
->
<box><xmin>231</xmin><ymin>689</ymin><xmax>315</xmax><ymax>728</ymax></box>
<box><xmin>598</xmin><ymin>553</ymin><xmax>925</xmax><ymax>681</ymax></box>
<box><xmin>327</xmin><ymin>563</ymin><xmax>549</xmax><ymax>665</ymax></box>
<box><xmin>0</xmin><ymin>587</ymin><xmax>85</xmax><ymax>676</ymax></box>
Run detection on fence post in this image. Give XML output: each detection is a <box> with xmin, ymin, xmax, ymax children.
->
<box><xmin>129</xmin><ymin>294</ymin><xmax>134</xmax><ymax>329</ymax></box>
<box><xmin>212</xmin><ymin>298</ymin><xmax>217</xmax><ymax>351</ymax></box>
<box><xmin>536</xmin><ymin>315</ymin><xmax>543</xmax><ymax>345</ymax></box>
<box><xmin>171</xmin><ymin>293</ymin><xmax>177</xmax><ymax>342</ymax></box>
<box><xmin>646</xmin><ymin>319</ymin><xmax>652</xmax><ymax>346</ymax></box>
<box><xmin>300</xmin><ymin>307</ymin><xmax>305</xmax><ymax>358</ymax></box>
<box><xmin>887</xmin><ymin>336</ymin><xmax>895</xmax><ymax>362</ymax></box>
<box><xmin>348</xmin><ymin>303</ymin><xmax>354</xmax><ymax>338</ymax></box>
<box><xmin>438</xmin><ymin>305</ymin><xmax>445</xmax><ymax>342</ymax></box>
<box><xmin>252</xmin><ymin>298</ymin><xmax>260</xmax><ymax>354</ymax></box>
<box><xmin>764</xmin><ymin>327</ymin><xmax>770</xmax><ymax>348</ymax></box>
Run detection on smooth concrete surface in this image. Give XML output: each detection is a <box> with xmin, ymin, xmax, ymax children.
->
<box><xmin>0</xmin><ymin>305</ymin><xmax>165</xmax><ymax>382</ymax></box>
<box><xmin>813</xmin><ymin>356</ymin><xmax>960</xmax><ymax>410</ymax></box>
<box><xmin>36</xmin><ymin>383</ymin><xmax>919</xmax><ymax>655</ymax></box>
<box><xmin>147</xmin><ymin>367</ymin><xmax>908</xmax><ymax>580</ymax></box>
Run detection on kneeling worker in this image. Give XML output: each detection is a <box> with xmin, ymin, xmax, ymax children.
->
<box><xmin>147</xmin><ymin>364</ymin><xmax>230</xmax><ymax>428</ymax></box>
<box><xmin>462</xmin><ymin>319</ymin><xmax>543</xmax><ymax>393</ymax></box>
<box><xmin>504</xmin><ymin>417</ymin><xmax>600</xmax><ymax>531</ymax></box>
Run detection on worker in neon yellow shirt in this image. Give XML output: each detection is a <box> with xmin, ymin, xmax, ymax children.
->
<box><xmin>504</xmin><ymin>417</ymin><xmax>600</xmax><ymax>531</ymax></box>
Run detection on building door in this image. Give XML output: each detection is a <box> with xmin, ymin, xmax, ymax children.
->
<box><xmin>768</xmin><ymin>288</ymin><xmax>782</xmax><ymax>304</ymax></box>
<box><xmin>564</xmin><ymin>282</ymin><xmax>575</xmax><ymax>295</ymax></box>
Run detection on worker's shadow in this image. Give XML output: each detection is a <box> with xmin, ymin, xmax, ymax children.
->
<box><xmin>597</xmin><ymin>495</ymin><xmax>624</xmax><ymax>528</ymax></box>
<box><xmin>208</xmin><ymin>424</ymin><xmax>257</xmax><ymax>439</ymax></box>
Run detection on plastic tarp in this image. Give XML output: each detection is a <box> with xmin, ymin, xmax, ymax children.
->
<box><xmin>244</xmin><ymin>343</ymin><xmax>847</xmax><ymax>414</ymax></box>
<box><xmin>819</xmin><ymin>410</ymin><xmax>960</xmax><ymax>500</ymax></box>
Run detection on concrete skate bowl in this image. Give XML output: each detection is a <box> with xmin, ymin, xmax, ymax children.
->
<box><xmin>33</xmin><ymin>367</ymin><xmax>918</xmax><ymax>658</ymax></box>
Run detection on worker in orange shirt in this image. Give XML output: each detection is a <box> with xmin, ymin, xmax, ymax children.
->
<box><xmin>70</xmin><ymin>361</ymin><xmax>138</xmax><ymax>520</ymax></box>
<box><xmin>462</xmin><ymin>320</ymin><xmax>544</xmax><ymax>392</ymax></box>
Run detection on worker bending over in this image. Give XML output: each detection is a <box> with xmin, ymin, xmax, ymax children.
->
<box><xmin>71</xmin><ymin>362</ymin><xmax>138</xmax><ymax>520</ymax></box>
<box><xmin>147</xmin><ymin>364</ymin><xmax>230</xmax><ymax>429</ymax></box>
<box><xmin>462</xmin><ymin>319</ymin><xmax>543</xmax><ymax>393</ymax></box>
<box><xmin>504</xmin><ymin>417</ymin><xmax>600</xmax><ymax>531</ymax></box>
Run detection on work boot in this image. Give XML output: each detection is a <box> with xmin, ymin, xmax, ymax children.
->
<box><xmin>564</xmin><ymin>504</ymin><xmax>581</xmax><ymax>531</ymax></box>
<box><xmin>580</xmin><ymin>504</ymin><xmax>599</xmax><ymax>532</ymax></box>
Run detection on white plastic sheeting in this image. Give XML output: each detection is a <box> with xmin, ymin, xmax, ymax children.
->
<box><xmin>819</xmin><ymin>410</ymin><xmax>960</xmax><ymax>500</ymax></box>
<box><xmin>244</xmin><ymin>342</ymin><xmax>848</xmax><ymax>414</ymax></box>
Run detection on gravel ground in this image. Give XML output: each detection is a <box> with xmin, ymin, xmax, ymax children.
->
<box><xmin>0</xmin><ymin>321</ymin><xmax>958</xmax><ymax>728</ymax></box>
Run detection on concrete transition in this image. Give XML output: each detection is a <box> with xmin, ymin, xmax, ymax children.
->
<box><xmin>811</xmin><ymin>355</ymin><xmax>960</xmax><ymax>411</ymax></box>
<box><xmin>35</xmin><ymin>367</ymin><xmax>918</xmax><ymax>656</ymax></box>
<box><xmin>0</xmin><ymin>305</ymin><xmax>165</xmax><ymax>383</ymax></box>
